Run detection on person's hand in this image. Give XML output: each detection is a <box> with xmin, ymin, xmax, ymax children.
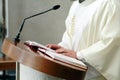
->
<box><xmin>47</xmin><ymin>44</ymin><xmax>77</xmax><ymax>58</ymax></box>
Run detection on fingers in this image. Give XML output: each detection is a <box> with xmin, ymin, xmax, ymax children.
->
<box><xmin>46</xmin><ymin>44</ymin><xmax>62</xmax><ymax>50</ymax></box>
<box><xmin>55</xmin><ymin>48</ymin><xmax>65</xmax><ymax>53</ymax></box>
<box><xmin>47</xmin><ymin>44</ymin><xmax>67</xmax><ymax>53</ymax></box>
<box><xmin>46</xmin><ymin>44</ymin><xmax>77</xmax><ymax>58</ymax></box>
<box><xmin>58</xmin><ymin>49</ymin><xmax>77</xmax><ymax>58</ymax></box>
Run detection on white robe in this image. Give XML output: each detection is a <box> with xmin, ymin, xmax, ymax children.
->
<box><xmin>20</xmin><ymin>0</ymin><xmax>120</xmax><ymax>80</ymax></box>
<box><xmin>59</xmin><ymin>0</ymin><xmax>120</xmax><ymax>80</ymax></box>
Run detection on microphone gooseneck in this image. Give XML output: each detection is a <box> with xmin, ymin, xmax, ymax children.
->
<box><xmin>14</xmin><ymin>5</ymin><xmax>60</xmax><ymax>45</ymax></box>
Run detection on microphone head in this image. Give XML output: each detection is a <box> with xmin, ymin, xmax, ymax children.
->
<box><xmin>53</xmin><ymin>5</ymin><xmax>60</xmax><ymax>10</ymax></box>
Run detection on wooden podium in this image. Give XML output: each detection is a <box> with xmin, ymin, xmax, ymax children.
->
<box><xmin>2</xmin><ymin>38</ymin><xmax>87</xmax><ymax>80</ymax></box>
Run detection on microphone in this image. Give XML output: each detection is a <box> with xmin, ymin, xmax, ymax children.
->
<box><xmin>14</xmin><ymin>5</ymin><xmax>60</xmax><ymax>45</ymax></box>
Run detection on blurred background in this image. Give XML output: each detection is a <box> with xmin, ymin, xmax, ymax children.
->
<box><xmin>7</xmin><ymin>0</ymin><xmax>72</xmax><ymax>44</ymax></box>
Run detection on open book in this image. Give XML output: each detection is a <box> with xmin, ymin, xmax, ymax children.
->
<box><xmin>24</xmin><ymin>40</ymin><xmax>87</xmax><ymax>69</ymax></box>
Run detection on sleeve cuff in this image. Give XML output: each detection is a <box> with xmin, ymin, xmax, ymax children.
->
<box><xmin>76</xmin><ymin>51</ymin><xmax>86</xmax><ymax>62</ymax></box>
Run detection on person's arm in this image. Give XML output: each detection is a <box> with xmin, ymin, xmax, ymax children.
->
<box><xmin>76</xmin><ymin>1</ymin><xmax>120</xmax><ymax>80</ymax></box>
<box><xmin>77</xmin><ymin>0</ymin><xmax>120</xmax><ymax>61</ymax></box>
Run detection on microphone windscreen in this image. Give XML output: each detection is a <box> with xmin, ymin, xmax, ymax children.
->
<box><xmin>53</xmin><ymin>5</ymin><xmax>60</xmax><ymax>10</ymax></box>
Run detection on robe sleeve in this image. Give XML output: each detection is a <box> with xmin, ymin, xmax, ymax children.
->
<box><xmin>58</xmin><ymin>1</ymin><xmax>78</xmax><ymax>49</ymax></box>
<box><xmin>77</xmin><ymin>1</ymin><xmax>120</xmax><ymax>80</ymax></box>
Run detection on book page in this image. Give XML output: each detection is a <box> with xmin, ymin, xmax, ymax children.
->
<box><xmin>24</xmin><ymin>40</ymin><xmax>87</xmax><ymax>68</ymax></box>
